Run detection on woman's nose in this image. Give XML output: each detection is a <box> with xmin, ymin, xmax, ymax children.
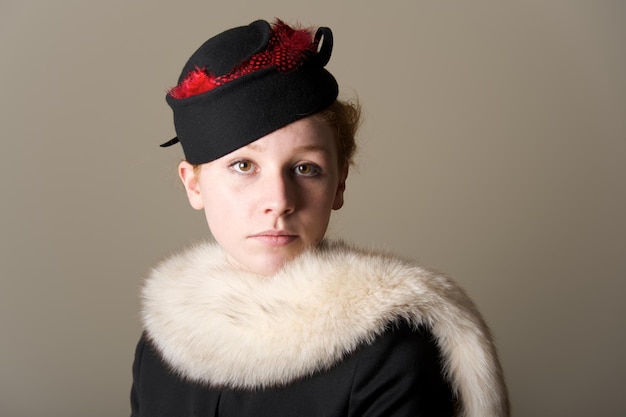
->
<box><xmin>261</xmin><ymin>172</ymin><xmax>296</xmax><ymax>216</ymax></box>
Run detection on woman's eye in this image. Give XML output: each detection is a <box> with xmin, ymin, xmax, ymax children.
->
<box><xmin>294</xmin><ymin>164</ymin><xmax>320</xmax><ymax>177</ymax></box>
<box><xmin>231</xmin><ymin>160</ymin><xmax>254</xmax><ymax>173</ymax></box>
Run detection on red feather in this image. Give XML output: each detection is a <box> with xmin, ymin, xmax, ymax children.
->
<box><xmin>169</xmin><ymin>20</ymin><xmax>317</xmax><ymax>99</ymax></box>
<box><xmin>168</xmin><ymin>67</ymin><xmax>217</xmax><ymax>99</ymax></box>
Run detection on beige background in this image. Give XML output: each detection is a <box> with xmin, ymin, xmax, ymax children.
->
<box><xmin>1</xmin><ymin>1</ymin><xmax>624</xmax><ymax>416</ymax></box>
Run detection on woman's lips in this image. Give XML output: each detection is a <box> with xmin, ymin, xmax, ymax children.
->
<box><xmin>249</xmin><ymin>231</ymin><xmax>298</xmax><ymax>247</ymax></box>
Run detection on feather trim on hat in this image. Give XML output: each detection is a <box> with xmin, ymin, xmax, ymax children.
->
<box><xmin>169</xmin><ymin>19</ymin><xmax>317</xmax><ymax>99</ymax></box>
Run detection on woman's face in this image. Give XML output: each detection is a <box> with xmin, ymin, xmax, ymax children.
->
<box><xmin>179</xmin><ymin>116</ymin><xmax>347</xmax><ymax>276</ymax></box>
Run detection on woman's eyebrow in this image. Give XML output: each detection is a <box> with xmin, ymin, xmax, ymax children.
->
<box><xmin>244</xmin><ymin>143</ymin><xmax>330</xmax><ymax>155</ymax></box>
<box><xmin>293</xmin><ymin>145</ymin><xmax>331</xmax><ymax>155</ymax></box>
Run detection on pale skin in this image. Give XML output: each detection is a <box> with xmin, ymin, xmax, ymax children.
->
<box><xmin>179</xmin><ymin>116</ymin><xmax>348</xmax><ymax>276</ymax></box>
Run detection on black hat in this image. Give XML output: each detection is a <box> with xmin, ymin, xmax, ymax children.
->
<box><xmin>162</xmin><ymin>19</ymin><xmax>339</xmax><ymax>164</ymax></box>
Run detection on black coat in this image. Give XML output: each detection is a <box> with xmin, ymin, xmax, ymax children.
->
<box><xmin>131</xmin><ymin>322</ymin><xmax>454</xmax><ymax>416</ymax></box>
<box><xmin>132</xmin><ymin>241</ymin><xmax>509</xmax><ymax>416</ymax></box>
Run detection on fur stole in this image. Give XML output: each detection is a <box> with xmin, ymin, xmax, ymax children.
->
<box><xmin>141</xmin><ymin>240</ymin><xmax>509</xmax><ymax>417</ymax></box>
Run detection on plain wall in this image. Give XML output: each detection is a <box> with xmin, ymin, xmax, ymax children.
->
<box><xmin>1</xmin><ymin>1</ymin><xmax>624</xmax><ymax>416</ymax></box>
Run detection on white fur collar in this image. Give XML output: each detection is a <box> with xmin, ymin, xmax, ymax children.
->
<box><xmin>142</xmin><ymin>240</ymin><xmax>509</xmax><ymax>417</ymax></box>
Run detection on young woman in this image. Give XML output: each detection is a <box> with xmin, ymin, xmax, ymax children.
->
<box><xmin>130</xmin><ymin>19</ymin><xmax>510</xmax><ymax>417</ymax></box>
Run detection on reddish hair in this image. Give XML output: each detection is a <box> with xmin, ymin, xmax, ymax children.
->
<box><xmin>314</xmin><ymin>99</ymin><xmax>361</xmax><ymax>169</ymax></box>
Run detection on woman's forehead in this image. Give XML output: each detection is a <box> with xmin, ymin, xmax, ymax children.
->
<box><xmin>238</xmin><ymin>118</ymin><xmax>335</xmax><ymax>153</ymax></box>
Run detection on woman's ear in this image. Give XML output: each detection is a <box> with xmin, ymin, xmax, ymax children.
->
<box><xmin>332</xmin><ymin>165</ymin><xmax>349</xmax><ymax>210</ymax></box>
<box><xmin>178</xmin><ymin>161</ymin><xmax>205</xmax><ymax>210</ymax></box>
